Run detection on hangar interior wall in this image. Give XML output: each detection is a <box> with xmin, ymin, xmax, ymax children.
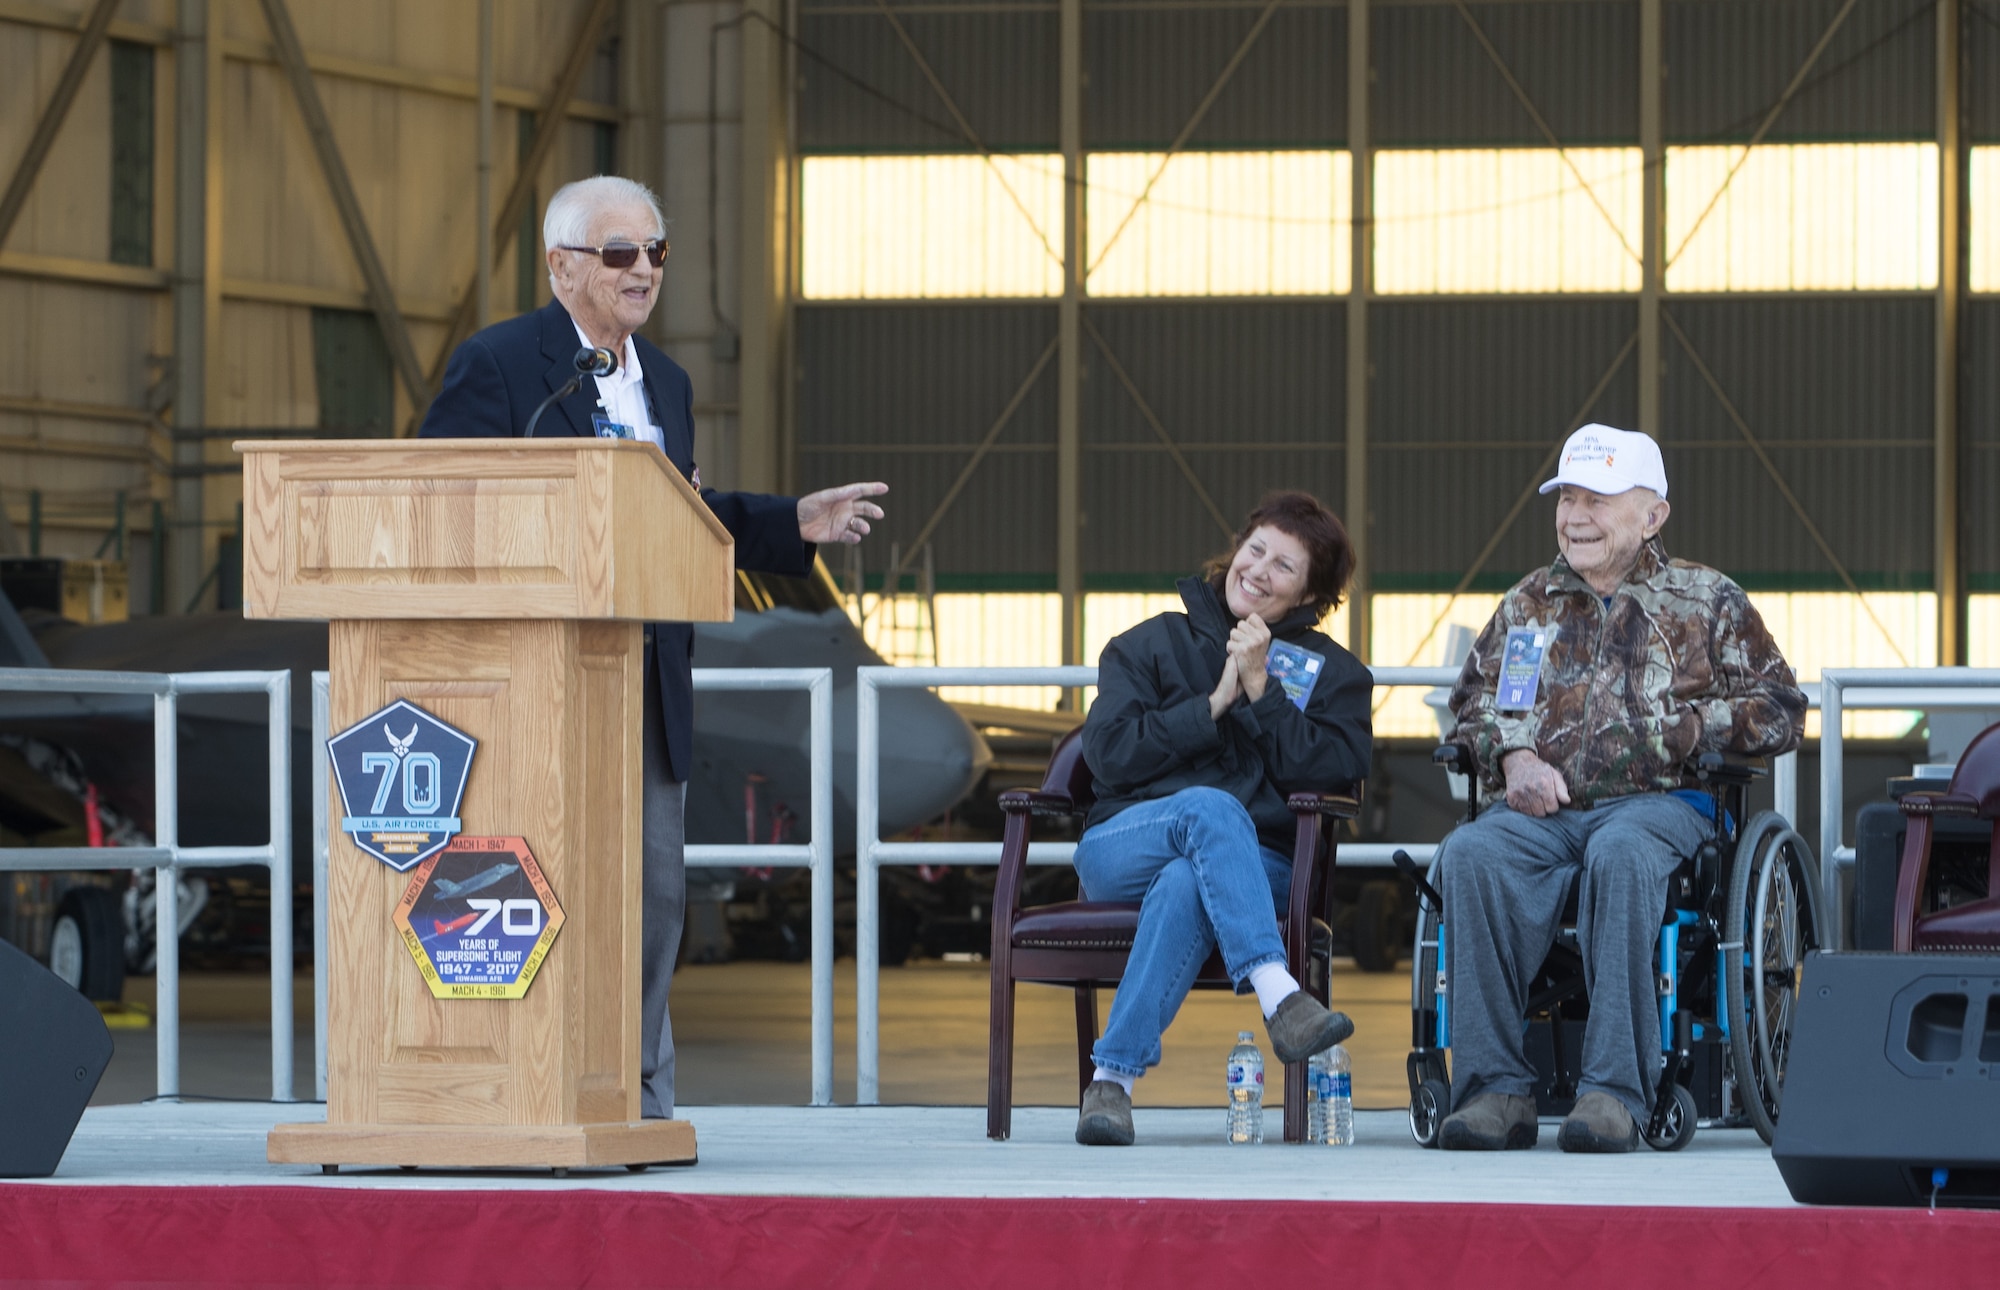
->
<box><xmin>787</xmin><ymin>0</ymin><xmax>2000</xmax><ymax>723</ymax></box>
<box><xmin>2</xmin><ymin>0</ymin><xmax>1997</xmax><ymax>731</ymax></box>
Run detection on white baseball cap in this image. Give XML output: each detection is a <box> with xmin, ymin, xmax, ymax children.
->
<box><xmin>1538</xmin><ymin>424</ymin><xmax>1668</xmax><ymax>499</ymax></box>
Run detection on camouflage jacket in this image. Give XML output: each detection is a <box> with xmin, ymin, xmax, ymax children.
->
<box><xmin>1446</xmin><ymin>539</ymin><xmax>1805</xmax><ymax>809</ymax></box>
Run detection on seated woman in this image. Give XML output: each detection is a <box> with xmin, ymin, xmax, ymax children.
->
<box><xmin>1074</xmin><ymin>491</ymin><xmax>1373</xmax><ymax>1146</ymax></box>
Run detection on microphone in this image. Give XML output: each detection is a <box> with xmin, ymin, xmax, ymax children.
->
<box><xmin>526</xmin><ymin>347</ymin><xmax>620</xmax><ymax>438</ymax></box>
<box><xmin>575</xmin><ymin>346</ymin><xmax>618</xmax><ymax>377</ymax></box>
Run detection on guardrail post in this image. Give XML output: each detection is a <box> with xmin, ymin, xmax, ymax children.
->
<box><xmin>1772</xmin><ymin>750</ymin><xmax>1798</xmax><ymax>830</ymax></box>
<box><xmin>153</xmin><ymin>683</ymin><xmax>179</xmax><ymax>1100</ymax></box>
<box><xmin>313</xmin><ymin>672</ymin><xmax>329</xmax><ymax>1101</ymax></box>
<box><xmin>1819</xmin><ymin>675</ymin><xmax>1845</xmax><ymax>951</ymax></box>
<box><xmin>856</xmin><ymin>668</ymin><xmax>881</xmax><ymax>1105</ymax></box>
<box><xmin>265</xmin><ymin>670</ymin><xmax>293</xmax><ymax>1101</ymax></box>
<box><xmin>809</xmin><ymin>669</ymin><xmax>833</xmax><ymax>1107</ymax></box>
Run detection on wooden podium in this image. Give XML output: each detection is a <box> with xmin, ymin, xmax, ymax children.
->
<box><xmin>238</xmin><ymin>438</ymin><xmax>732</xmax><ymax>1171</ymax></box>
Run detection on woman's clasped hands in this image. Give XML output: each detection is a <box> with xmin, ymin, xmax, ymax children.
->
<box><xmin>1210</xmin><ymin>613</ymin><xmax>1274</xmax><ymax>719</ymax></box>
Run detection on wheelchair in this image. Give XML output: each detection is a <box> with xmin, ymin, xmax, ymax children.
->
<box><xmin>1398</xmin><ymin>748</ymin><xmax>1823</xmax><ymax>1150</ymax></box>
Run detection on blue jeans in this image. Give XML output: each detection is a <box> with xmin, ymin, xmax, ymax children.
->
<box><xmin>1072</xmin><ymin>787</ymin><xmax>1292</xmax><ymax>1079</ymax></box>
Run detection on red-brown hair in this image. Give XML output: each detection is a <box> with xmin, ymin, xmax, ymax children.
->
<box><xmin>1202</xmin><ymin>491</ymin><xmax>1355</xmax><ymax>624</ymax></box>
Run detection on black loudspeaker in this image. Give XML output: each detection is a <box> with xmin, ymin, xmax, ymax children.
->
<box><xmin>0</xmin><ymin>935</ymin><xmax>113</xmax><ymax>1178</ymax></box>
<box><xmin>1773</xmin><ymin>952</ymin><xmax>2000</xmax><ymax>1207</ymax></box>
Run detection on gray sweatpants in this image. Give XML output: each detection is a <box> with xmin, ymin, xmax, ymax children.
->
<box><xmin>1437</xmin><ymin>795</ymin><xmax>1709</xmax><ymax>1122</ymax></box>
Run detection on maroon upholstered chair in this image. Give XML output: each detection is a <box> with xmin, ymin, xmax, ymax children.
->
<box><xmin>986</xmin><ymin>727</ymin><xmax>1360</xmax><ymax>1142</ymax></box>
<box><xmin>1894</xmin><ymin>721</ymin><xmax>2000</xmax><ymax>953</ymax></box>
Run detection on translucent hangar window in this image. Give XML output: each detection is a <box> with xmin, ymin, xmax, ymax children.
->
<box><xmin>800</xmin><ymin>151</ymin><xmax>1352</xmax><ymax>300</ymax></box>
<box><xmin>800</xmin><ymin>154</ymin><xmax>1065</xmax><ymax>299</ymax></box>
<box><xmin>1974</xmin><ymin>147</ymin><xmax>2000</xmax><ymax>294</ymax></box>
<box><xmin>1665</xmin><ymin>143</ymin><xmax>1939</xmax><ymax>292</ymax></box>
<box><xmin>1084</xmin><ymin>151</ymin><xmax>1354</xmax><ymax>297</ymax></box>
<box><xmin>802</xmin><ymin>144</ymin><xmax>1965</xmax><ymax>299</ymax></box>
<box><xmin>1372</xmin><ymin>148</ymin><xmax>1643</xmax><ymax>295</ymax></box>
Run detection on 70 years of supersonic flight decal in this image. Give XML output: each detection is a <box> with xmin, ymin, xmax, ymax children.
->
<box><xmin>327</xmin><ymin>699</ymin><xmax>476</xmax><ymax>871</ymax></box>
<box><xmin>393</xmin><ymin>836</ymin><xmax>565</xmax><ymax>1000</ymax></box>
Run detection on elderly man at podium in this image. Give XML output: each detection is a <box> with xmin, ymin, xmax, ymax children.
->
<box><xmin>421</xmin><ymin>175</ymin><xmax>886</xmax><ymax>1120</ymax></box>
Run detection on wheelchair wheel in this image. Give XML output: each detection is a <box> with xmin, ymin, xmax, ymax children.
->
<box><xmin>1643</xmin><ymin>1083</ymin><xmax>1697</xmax><ymax>1152</ymax></box>
<box><xmin>1409</xmin><ymin>1078</ymin><xmax>1451</xmax><ymax>1148</ymax></box>
<box><xmin>1723</xmin><ymin>812</ymin><xmax>1822</xmax><ymax>1146</ymax></box>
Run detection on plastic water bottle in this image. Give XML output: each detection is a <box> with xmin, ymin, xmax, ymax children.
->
<box><xmin>1307</xmin><ymin>1048</ymin><xmax>1331</xmax><ymax>1142</ymax></box>
<box><xmin>1225</xmin><ymin>1031</ymin><xmax>1265</xmax><ymax>1144</ymax></box>
<box><xmin>1316</xmin><ymin>1043</ymin><xmax>1352</xmax><ymax>1145</ymax></box>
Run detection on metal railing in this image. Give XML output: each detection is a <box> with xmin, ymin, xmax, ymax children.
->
<box><xmin>0</xmin><ymin>667</ymin><xmax>294</xmax><ymax>1102</ymax></box>
<box><xmin>1814</xmin><ymin>669</ymin><xmax>2000</xmax><ymax>951</ymax></box>
<box><xmin>852</xmin><ymin>663</ymin><xmax>1605</xmax><ymax>1104</ymax></box>
<box><xmin>310</xmin><ymin>666</ymin><xmax>836</xmax><ymax>1107</ymax></box>
<box><xmin>689</xmin><ymin>668</ymin><xmax>835</xmax><ymax>1107</ymax></box>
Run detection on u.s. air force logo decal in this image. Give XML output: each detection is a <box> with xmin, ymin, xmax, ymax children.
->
<box><xmin>328</xmin><ymin>699</ymin><xmax>477</xmax><ymax>871</ymax></box>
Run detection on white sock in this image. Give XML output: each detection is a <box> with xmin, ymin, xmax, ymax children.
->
<box><xmin>1092</xmin><ymin>1065</ymin><xmax>1135</xmax><ymax>1095</ymax></box>
<box><xmin>1248</xmin><ymin>962</ymin><xmax>1302</xmax><ymax>1018</ymax></box>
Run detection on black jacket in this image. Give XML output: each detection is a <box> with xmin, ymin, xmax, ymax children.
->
<box><xmin>1082</xmin><ymin>576</ymin><xmax>1373</xmax><ymax>852</ymax></box>
<box><xmin>418</xmin><ymin>300</ymin><xmax>813</xmax><ymax>781</ymax></box>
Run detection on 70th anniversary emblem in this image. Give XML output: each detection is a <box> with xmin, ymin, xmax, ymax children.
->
<box><xmin>328</xmin><ymin>699</ymin><xmax>476</xmax><ymax>871</ymax></box>
<box><xmin>393</xmin><ymin>836</ymin><xmax>565</xmax><ymax>999</ymax></box>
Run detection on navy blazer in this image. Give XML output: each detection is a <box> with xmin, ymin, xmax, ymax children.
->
<box><xmin>419</xmin><ymin>299</ymin><xmax>812</xmax><ymax>782</ymax></box>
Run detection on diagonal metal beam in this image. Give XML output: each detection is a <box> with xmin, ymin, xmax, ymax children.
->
<box><xmin>1661</xmin><ymin>307</ymin><xmax>1909</xmax><ymax>665</ymax></box>
<box><xmin>259</xmin><ymin>0</ymin><xmax>429</xmax><ymax>411</ymax></box>
<box><xmin>1665</xmin><ymin>0</ymin><xmax>1860</xmax><ymax>269</ymax></box>
<box><xmin>1086</xmin><ymin>0</ymin><xmax>1286</xmax><ymax>278</ymax></box>
<box><xmin>872</xmin><ymin>336</ymin><xmax>1061</xmax><ymax>601</ymax></box>
<box><xmin>410</xmin><ymin>0</ymin><xmax>618</xmax><ymax>433</ymax></box>
<box><xmin>1449</xmin><ymin>0</ymin><xmax>1639</xmax><ymax>266</ymax></box>
<box><xmin>1387</xmin><ymin>330</ymin><xmax>1638</xmax><ymax>681</ymax></box>
<box><xmin>0</xmin><ymin>0</ymin><xmax>121</xmax><ymax>252</ymax></box>
<box><xmin>1082</xmin><ymin>314</ymin><xmax>1234</xmax><ymax>540</ymax></box>
<box><xmin>869</xmin><ymin>0</ymin><xmax>1062</xmax><ymax>268</ymax></box>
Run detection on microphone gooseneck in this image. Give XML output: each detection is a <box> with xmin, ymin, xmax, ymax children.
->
<box><xmin>525</xmin><ymin>377</ymin><xmax>582</xmax><ymax>439</ymax></box>
<box><xmin>524</xmin><ymin>347</ymin><xmax>619</xmax><ymax>438</ymax></box>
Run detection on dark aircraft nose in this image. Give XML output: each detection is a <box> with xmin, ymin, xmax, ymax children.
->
<box><xmin>688</xmin><ymin>608</ymin><xmax>992</xmax><ymax>847</ymax></box>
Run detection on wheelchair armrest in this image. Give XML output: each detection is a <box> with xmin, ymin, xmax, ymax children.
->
<box><xmin>1287</xmin><ymin>792</ymin><xmax>1360</xmax><ymax>821</ymax></box>
<box><xmin>1693</xmin><ymin>752</ymin><xmax>1765</xmax><ymax>785</ymax></box>
<box><xmin>1900</xmin><ymin>790</ymin><xmax>1979</xmax><ymax>819</ymax></box>
<box><xmin>1432</xmin><ymin>745</ymin><xmax>1473</xmax><ymax>776</ymax></box>
<box><xmin>998</xmin><ymin>789</ymin><xmax>1081</xmax><ymax>819</ymax></box>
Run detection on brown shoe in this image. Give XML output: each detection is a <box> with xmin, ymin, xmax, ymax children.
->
<box><xmin>1076</xmin><ymin>1080</ymin><xmax>1135</xmax><ymax>1146</ymax></box>
<box><xmin>1264</xmin><ymin>991</ymin><xmax>1355</xmax><ymax>1065</ymax></box>
<box><xmin>1557</xmin><ymin>1091</ymin><xmax>1640</xmax><ymax>1153</ymax></box>
<box><xmin>1437</xmin><ymin>1092</ymin><xmax>1539</xmax><ymax>1151</ymax></box>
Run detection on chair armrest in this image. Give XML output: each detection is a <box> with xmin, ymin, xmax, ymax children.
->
<box><xmin>1693</xmin><ymin>752</ymin><xmax>1766</xmax><ymax>785</ymax></box>
<box><xmin>999</xmin><ymin>789</ymin><xmax>1081</xmax><ymax>819</ymax></box>
<box><xmin>1287</xmin><ymin>792</ymin><xmax>1360</xmax><ymax>820</ymax></box>
<box><xmin>1900</xmin><ymin>791</ymin><xmax>1980</xmax><ymax>819</ymax></box>
<box><xmin>1432</xmin><ymin>744</ymin><xmax>1473</xmax><ymax>777</ymax></box>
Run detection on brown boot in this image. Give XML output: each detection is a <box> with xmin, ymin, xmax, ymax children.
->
<box><xmin>1264</xmin><ymin>991</ymin><xmax>1355</xmax><ymax>1065</ymax></box>
<box><xmin>1437</xmin><ymin>1092</ymin><xmax>1539</xmax><ymax>1151</ymax></box>
<box><xmin>1557</xmin><ymin>1091</ymin><xmax>1640</xmax><ymax>1154</ymax></box>
<box><xmin>1076</xmin><ymin>1080</ymin><xmax>1135</xmax><ymax>1146</ymax></box>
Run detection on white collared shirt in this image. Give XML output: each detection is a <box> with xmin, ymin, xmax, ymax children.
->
<box><xmin>571</xmin><ymin>320</ymin><xmax>664</xmax><ymax>453</ymax></box>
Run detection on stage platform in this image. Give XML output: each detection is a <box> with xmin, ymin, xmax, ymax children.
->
<box><xmin>5</xmin><ymin>1102</ymin><xmax>1997</xmax><ymax>1288</ymax></box>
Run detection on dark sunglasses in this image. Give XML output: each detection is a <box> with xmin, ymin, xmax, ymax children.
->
<box><xmin>559</xmin><ymin>238</ymin><xmax>669</xmax><ymax>269</ymax></box>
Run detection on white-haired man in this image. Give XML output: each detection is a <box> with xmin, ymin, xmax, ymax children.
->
<box><xmin>421</xmin><ymin>175</ymin><xmax>886</xmax><ymax>1121</ymax></box>
<box><xmin>1434</xmin><ymin>425</ymin><xmax>1804</xmax><ymax>1153</ymax></box>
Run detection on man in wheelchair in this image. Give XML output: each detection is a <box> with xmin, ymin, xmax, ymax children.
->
<box><xmin>1432</xmin><ymin>425</ymin><xmax>1805</xmax><ymax>1153</ymax></box>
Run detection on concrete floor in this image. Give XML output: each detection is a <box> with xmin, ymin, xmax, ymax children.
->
<box><xmin>64</xmin><ymin>960</ymin><xmax>1798</xmax><ymax>1208</ymax></box>
<box><xmin>96</xmin><ymin>958</ymin><xmax>1421</xmax><ymax>1109</ymax></box>
<box><xmin>43</xmin><ymin>1102</ymin><xmax>1795</xmax><ymax>1206</ymax></box>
